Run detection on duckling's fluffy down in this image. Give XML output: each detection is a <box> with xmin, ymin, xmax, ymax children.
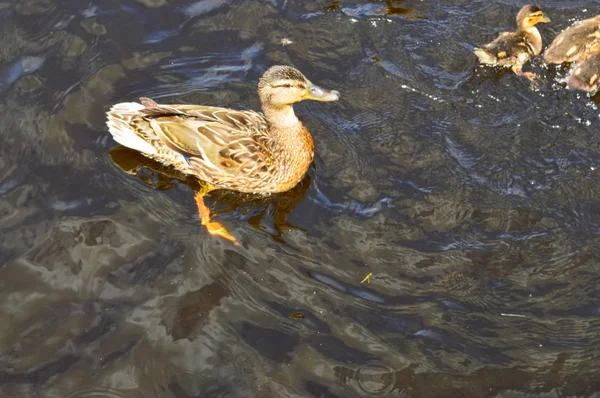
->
<box><xmin>473</xmin><ymin>48</ymin><xmax>498</xmax><ymax>65</ymax></box>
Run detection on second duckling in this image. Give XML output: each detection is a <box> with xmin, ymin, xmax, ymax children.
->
<box><xmin>474</xmin><ymin>5</ymin><xmax>550</xmax><ymax>80</ymax></box>
<box><xmin>544</xmin><ymin>15</ymin><xmax>600</xmax><ymax>92</ymax></box>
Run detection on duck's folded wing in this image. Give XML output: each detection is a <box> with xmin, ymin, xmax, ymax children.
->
<box><xmin>485</xmin><ymin>31</ymin><xmax>532</xmax><ymax>60</ymax></box>
<box><xmin>567</xmin><ymin>52</ymin><xmax>600</xmax><ymax>92</ymax></box>
<box><xmin>182</xmin><ymin>106</ymin><xmax>267</xmax><ymax>131</ymax></box>
<box><xmin>143</xmin><ymin>105</ymin><xmax>274</xmax><ymax>178</ymax></box>
<box><xmin>545</xmin><ymin>17</ymin><xmax>600</xmax><ymax>64</ymax></box>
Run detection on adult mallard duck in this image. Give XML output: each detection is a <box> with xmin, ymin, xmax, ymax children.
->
<box><xmin>106</xmin><ymin>65</ymin><xmax>339</xmax><ymax>244</ymax></box>
<box><xmin>544</xmin><ymin>15</ymin><xmax>600</xmax><ymax>92</ymax></box>
<box><xmin>474</xmin><ymin>4</ymin><xmax>551</xmax><ymax>80</ymax></box>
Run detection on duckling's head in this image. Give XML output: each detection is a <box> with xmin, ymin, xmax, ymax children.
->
<box><xmin>517</xmin><ymin>5</ymin><xmax>550</xmax><ymax>30</ymax></box>
<box><xmin>258</xmin><ymin>66</ymin><xmax>340</xmax><ymax>108</ymax></box>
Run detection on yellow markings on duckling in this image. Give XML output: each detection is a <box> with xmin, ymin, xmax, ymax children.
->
<box><xmin>566</xmin><ymin>45</ymin><xmax>579</xmax><ymax>57</ymax></box>
<box><xmin>497</xmin><ymin>51</ymin><xmax>507</xmax><ymax>58</ymax></box>
<box><xmin>360</xmin><ymin>272</ymin><xmax>373</xmax><ymax>284</ymax></box>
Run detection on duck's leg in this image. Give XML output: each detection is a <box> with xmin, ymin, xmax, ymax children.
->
<box><xmin>512</xmin><ymin>64</ymin><xmax>537</xmax><ymax>81</ymax></box>
<box><xmin>511</xmin><ymin>63</ymin><xmax>544</xmax><ymax>90</ymax></box>
<box><xmin>195</xmin><ymin>184</ymin><xmax>239</xmax><ymax>246</ymax></box>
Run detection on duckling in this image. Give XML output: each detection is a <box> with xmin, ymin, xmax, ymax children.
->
<box><xmin>544</xmin><ymin>15</ymin><xmax>600</xmax><ymax>92</ymax></box>
<box><xmin>106</xmin><ymin>65</ymin><xmax>340</xmax><ymax>244</ymax></box>
<box><xmin>474</xmin><ymin>5</ymin><xmax>551</xmax><ymax>80</ymax></box>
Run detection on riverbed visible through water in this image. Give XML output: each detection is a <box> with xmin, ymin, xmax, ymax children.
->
<box><xmin>1</xmin><ymin>1</ymin><xmax>600</xmax><ymax>397</ymax></box>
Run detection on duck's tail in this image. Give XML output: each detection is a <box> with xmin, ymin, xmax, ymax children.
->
<box><xmin>473</xmin><ymin>47</ymin><xmax>497</xmax><ymax>65</ymax></box>
<box><xmin>106</xmin><ymin>100</ymin><xmax>157</xmax><ymax>154</ymax></box>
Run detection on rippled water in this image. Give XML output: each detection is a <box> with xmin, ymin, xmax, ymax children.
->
<box><xmin>2</xmin><ymin>0</ymin><xmax>600</xmax><ymax>397</ymax></box>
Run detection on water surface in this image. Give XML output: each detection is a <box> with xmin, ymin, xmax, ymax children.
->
<box><xmin>1</xmin><ymin>0</ymin><xmax>600</xmax><ymax>397</ymax></box>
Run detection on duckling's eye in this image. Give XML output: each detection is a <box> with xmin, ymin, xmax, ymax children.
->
<box><xmin>282</xmin><ymin>84</ymin><xmax>292</xmax><ymax>88</ymax></box>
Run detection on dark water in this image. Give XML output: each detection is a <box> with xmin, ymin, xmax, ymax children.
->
<box><xmin>2</xmin><ymin>0</ymin><xmax>600</xmax><ymax>397</ymax></box>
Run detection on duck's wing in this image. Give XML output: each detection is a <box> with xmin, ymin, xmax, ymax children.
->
<box><xmin>135</xmin><ymin>97</ymin><xmax>276</xmax><ymax>181</ymax></box>
<box><xmin>566</xmin><ymin>51</ymin><xmax>600</xmax><ymax>92</ymax></box>
<box><xmin>544</xmin><ymin>16</ymin><xmax>600</xmax><ymax>64</ymax></box>
<box><xmin>478</xmin><ymin>31</ymin><xmax>534</xmax><ymax>65</ymax></box>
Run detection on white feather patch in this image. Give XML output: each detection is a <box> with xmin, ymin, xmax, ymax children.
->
<box><xmin>106</xmin><ymin>102</ymin><xmax>157</xmax><ymax>154</ymax></box>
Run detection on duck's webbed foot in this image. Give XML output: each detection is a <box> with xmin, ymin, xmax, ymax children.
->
<box><xmin>511</xmin><ymin>65</ymin><xmax>543</xmax><ymax>89</ymax></box>
<box><xmin>511</xmin><ymin>64</ymin><xmax>537</xmax><ymax>80</ymax></box>
<box><xmin>195</xmin><ymin>190</ymin><xmax>239</xmax><ymax>246</ymax></box>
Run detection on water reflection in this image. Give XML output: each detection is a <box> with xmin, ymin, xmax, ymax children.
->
<box><xmin>109</xmin><ymin>145</ymin><xmax>312</xmax><ymax>243</ymax></box>
<box><xmin>2</xmin><ymin>0</ymin><xmax>600</xmax><ymax>397</ymax></box>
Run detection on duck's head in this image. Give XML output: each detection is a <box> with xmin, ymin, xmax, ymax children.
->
<box><xmin>258</xmin><ymin>65</ymin><xmax>340</xmax><ymax>108</ymax></box>
<box><xmin>517</xmin><ymin>5</ymin><xmax>550</xmax><ymax>30</ymax></box>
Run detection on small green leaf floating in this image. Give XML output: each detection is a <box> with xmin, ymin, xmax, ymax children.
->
<box><xmin>361</xmin><ymin>272</ymin><xmax>373</xmax><ymax>284</ymax></box>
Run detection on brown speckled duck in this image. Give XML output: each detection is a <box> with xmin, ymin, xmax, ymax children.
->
<box><xmin>544</xmin><ymin>15</ymin><xmax>600</xmax><ymax>92</ymax></box>
<box><xmin>474</xmin><ymin>5</ymin><xmax>551</xmax><ymax>80</ymax></box>
<box><xmin>106</xmin><ymin>65</ymin><xmax>339</xmax><ymax>244</ymax></box>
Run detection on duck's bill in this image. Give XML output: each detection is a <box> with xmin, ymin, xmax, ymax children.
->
<box><xmin>303</xmin><ymin>83</ymin><xmax>340</xmax><ymax>102</ymax></box>
<box><xmin>539</xmin><ymin>15</ymin><xmax>550</xmax><ymax>23</ymax></box>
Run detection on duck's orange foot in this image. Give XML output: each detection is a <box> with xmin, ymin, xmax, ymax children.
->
<box><xmin>205</xmin><ymin>221</ymin><xmax>239</xmax><ymax>246</ymax></box>
<box><xmin>195</xmin><ymin>191</ymin><xmax>239</xmax><ymax>246</ymax></box>
<box><xmin>523</xmin><ymin>71</ymin><xmax>538</xmax><ymax>81</ymax></box>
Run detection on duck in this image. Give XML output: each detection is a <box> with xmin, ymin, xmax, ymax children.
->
<box><xmin>474</xmin><ymin>4</ymin><xmax>551</xmax><ymax>80</ymax></box>
<box><xmin>544</xmin><ymin>15</ymin><xmax>600</xmax><ymax>92</ymax></box>
<box><xmin>106</xmin><ymin>65</ymin><xmax>340</xmax><ymax>245</ymax></box>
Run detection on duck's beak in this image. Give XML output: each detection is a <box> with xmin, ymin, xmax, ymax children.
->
<box><xmin>539</xmin><ymin>14</ymin><xmax>551</xmax><ymax>23</ymax></box>
<box><xmin>303</xmin><ymin>83</ymin><xmax>340</xmax><ymax>102</ymax></box>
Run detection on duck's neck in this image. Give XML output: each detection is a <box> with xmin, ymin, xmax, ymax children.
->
<box><xmin>261</xmin><ymin>103</ymin><xmax>314</xmax><ymax>183</ymax></box>
<box><xmin>522</xmin><ymin>26</ymin><xmax>542</xmax><ymax>54</ymax></box>
<box><xmin>262</xmin><ymin>103</ymin><xmax>302</xmax><ymax>131</ymax></box>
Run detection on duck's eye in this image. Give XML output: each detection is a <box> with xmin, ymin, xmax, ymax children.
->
<box><xmin>273</xmin><ymin>83</ymin><xmax>293</xmax><ymax>88</ymax></box>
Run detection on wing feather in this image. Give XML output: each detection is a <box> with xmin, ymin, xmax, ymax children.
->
<box><xmin>484</xmin><ymin>31</ymin><xmax>532</xmax><ymax>63</ymax></box>
<box><xmin>139</xmin><ymin>101</ymin><xmax>275</xmax><ymax>183</ymax></box>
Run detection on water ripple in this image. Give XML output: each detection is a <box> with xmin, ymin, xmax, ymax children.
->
<box><xmin>2</xmin><ymin>0</ymin><xmax>600</xmax><ymax>396</ymax></box>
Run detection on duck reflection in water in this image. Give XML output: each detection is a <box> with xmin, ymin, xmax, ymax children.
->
<box><xmin>109</xmin><ymin>146</ymin><xmax>312</xmax><ymax>244</ymax></box>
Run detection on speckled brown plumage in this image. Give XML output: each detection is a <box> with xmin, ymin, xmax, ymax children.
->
<box><xmin>544</xmin><ymin>15</ymin><xmax>600</xmax><ymax>92</ymax></box>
